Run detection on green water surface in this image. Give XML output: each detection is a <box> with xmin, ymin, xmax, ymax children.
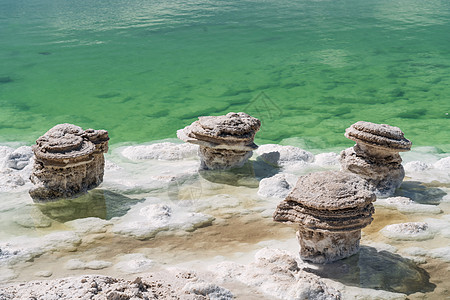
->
<box><xmin>1</xmin><ymin>0</ymin><xmax>449</xmax><ymax>150</ymax></box>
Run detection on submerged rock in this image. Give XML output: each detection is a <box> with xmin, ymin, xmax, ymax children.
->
<box><xmin>340</xmin><ymin>121</ymin><xmax>412</xmax><ymax>196</ymax></box>
<box><xmin>29</xmin><ymin>123</ymin><xmax>109</xmax><ymax>201</ymax></box>
<box><xmin>273</xmin><ymin>171</ymin><xmax>376</xmax><ymax>264</ymax></box>
<box><xmin>177</xmin><ymin>112</ymin><xmax>261</xmax><ymax>170</ymax></box>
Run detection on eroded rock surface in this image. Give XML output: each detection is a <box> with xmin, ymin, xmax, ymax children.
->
<box><xmin>177</xmin><ymin>112</ymin><xmax>261</xmax><ymax>170</ymax></box>
<box><xmin>29</xmin><ymin>123</ymin><xmax>109</xmax><ymax>201</ymax></box>
<box><xmin>273</xmin><ymin>171</ymin><xmax>376</xmax><ymax>263</ymax></box>
<box><xmin>340</xmin><ymin>121</ymin><xmax>412</xmax><ymax>196</ymax></box>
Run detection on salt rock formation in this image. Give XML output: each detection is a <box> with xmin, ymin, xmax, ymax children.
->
<box><xmin>177</xmin><ymin>112</ymin><xmax>261</xmax><ymax>170</ymax></box>
<box><xmin>340</xmin><ymin>121</ymin><xmax>412</xmax><ymax>196</ymax></box>
<box><xmin>273</xmin><ymin>171</ymin><xmax>376</xmax><ymax>264</ymax></box>
<box><xmin>29</xmin><ymin>123</ymin><xmax>109</xmax><ymax>201</ymax></box>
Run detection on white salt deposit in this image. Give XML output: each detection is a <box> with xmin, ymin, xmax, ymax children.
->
<box><xmin>434</xmin><ymin>156</ymin><xmax>450</xmax><ymax>170</ymax></box>
<box><xmin>65</xmin><ymin>259</ymin><xmax>112</xmax><ymax>270</ymax></box>
<box><xmin>112</xmin><ymin>198</ymin><xmax>214</xmax><ymax>240</ymax></box>
<box><xmin>256</xmin><ymin>144</ymin><xmax>314</xmax><ymax>167</ymax></box>
<box><xmin>120</xmin><ymin>142</ymin><xmax>198</xmax><ymax>161</ymax></box>
<box><xmin>34</xmin><ymin>270</ymin><xmax>53</xmax><ymax>278</ymax></box>
<box><xmin>114</xmin><ymin>253</ymin><xmax>154</xmax><ymax>274</ymax></box>
<box><xmin>257</xmin><ymin>173</ymin><xmax>298</xmax><ymax>199</ymax></box>
<box><xmin>182</xmin><ymin>280</ymin><xmax>234</xmax><ymax>300</ymax></box>
<box><xmin>380</xmin><ymin>222</ymin><xmax>435</xmax><ymax>241</ymax></box>
<box><xmin>312</xmin><ymin>152</ymin><xmax>340</xmax><ymax>167</ymax></box>
<box><xmin>212</xmin><ymin>248</ymin><xmax>341</xmax><ymax>300</ymax></box>
<box><xmin>65</xmin><ymin>217</ymin><xmax>112</xmax><ymax>234</ymax></box>
<box><xmin>374</xmin><ymin>197</ymin><xmax>442</xmax><ymax>214</ymax></box>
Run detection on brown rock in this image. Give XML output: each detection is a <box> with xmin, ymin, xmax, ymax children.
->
<box><xmin>340</xmin><ymin>121</ymin><xmax>411</xmax><ymax>196</ymax></box>
<box><xmin>29</xmin><ymin>123</ymin><xmax>109</xmax><ymax>202</ymax></box>
<box><xmin>177</xmin><ymin>112</ymin><xmax>261</xmax><ymax>170</ymax></box>
<box><xmin>273</xmin><ymin>171</ymin><xmax>376</xmax><ymax>264</ymax></box>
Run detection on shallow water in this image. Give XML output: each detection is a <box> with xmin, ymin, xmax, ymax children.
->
<box><xmin>1</xmin><ymin>0</ymin><xmax>450</xmax><ymax>298</ymax></box>
<box><xmin>1</xmin><ymin>0</ymin><xmax>450</xmax><ymax>151</ymax></box>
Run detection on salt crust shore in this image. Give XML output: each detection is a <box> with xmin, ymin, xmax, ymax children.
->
<box><xmin>0</xmin><ymin>140</ymin><xmax>449</xmax><ymax>299</ymax></box>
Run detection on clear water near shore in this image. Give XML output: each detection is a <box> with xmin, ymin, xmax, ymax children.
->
<box><xmin>0</xmin><ymin>0</ymin><xmax>449</xmax><ymax>150</ymax></box>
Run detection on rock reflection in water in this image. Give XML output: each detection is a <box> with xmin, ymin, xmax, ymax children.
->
<box><xmin>304</xmin><ymin>246</ymin><xmax>436</xmax><ymax>294</ymax></box>
<box><xmin>395</xmin><ymin>181</ymin><xmax>447</xmax><ymax>205</ymax></box>
<box><xmin>36</xmin><ymin>189</ymin><xmax>144</xmax><ymax>223</ymax></box>
<box><xmin>199</xmin><ymin>160</ymin><xmax>279</xmax><ymax>188</ymax></box>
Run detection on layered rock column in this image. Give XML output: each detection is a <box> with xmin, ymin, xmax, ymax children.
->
<box><xmin>273</xmin><ymin>171</ymin><xmax>376</xmax><ymax>264</ymax></box>
<box><xmin>340</xmin><ymin>121</ymin><xmax>412</xmax><ymax>196</ymax></box>
<box><xmin>29</xmin><ymin>124</ymin><xmax>109</xmax><ymax>202</ymax></box>
<box><xmin>177</xmin><ymin>112</ymin><xmax>261</xmax><ymax>170</ymax></box>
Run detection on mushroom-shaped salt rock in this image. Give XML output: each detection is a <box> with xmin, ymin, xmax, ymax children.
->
<box><xmin>29</xmin><ymin>123</ymin><xmax>109</xmax><ymax>202</ymax></box>
<box><xmin>177</xmin><ymin>112</ymin><xmax>261</xmax><ymax>170</ymax></box>
<box><xmin>340</xmin><ymin>121</ymin><xmax>411</xmax><ymax>196</ymax></box>
<box><xmin>273</xmin><ymin>171</ymin><xmax>376</xmax><ymax>264</ymax></box>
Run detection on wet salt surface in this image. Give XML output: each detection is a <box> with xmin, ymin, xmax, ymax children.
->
<box><xmin>0</xmin><ymin>141</ymin><xmax>449</xmax><ymax>299</ymax></box>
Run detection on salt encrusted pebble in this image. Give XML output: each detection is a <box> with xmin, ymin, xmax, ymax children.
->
<box><xmin>65</xmin><ymin>259</ymin><xmax>112</xmax><ymax>270</ymax></box>
<box><xmin>5</xmin><ymin>146</ymin><xmax>33</xmax><ymax>170</ymax></box>
<box><xmin>273</xmin><ymin>171</ymin><xmax>376</xmax><ymax>263</ymax></box>
<box><xmin>34</xmin><ymin>270</ymin><xmax>53</xmax><ymax>278</ymax></box>
<box><xmin>340</xmin><ymin>121</ymin><xmax>411</xmax><ymax>197</ymax></box>
<box><xmin>380</xmin><ymin>222</ymin><xmax>434</xmax><ymax>241</ymax></box>
<box><xmin>257</xmin><ymin>173</ymin><xmax>298</xmax><ymax>199</ymax></box>
<box><xmin>114</xmin><ymin>253</ymin><xmax>154</xmax><ymax>274</ymax></box>
<box><xmin>29</xmin><ymin>123</ymin><xmax>109</xmax><ymax>201</ymax></box>
<box><xmin>177</xmin><ymin>112</ymin><xmax>261</xmax><ymax>170</ymax></box>
<box><xmin>255</xmin><ymin>144</ymin><xmax>314</xmax><ymax>167</ymax></box>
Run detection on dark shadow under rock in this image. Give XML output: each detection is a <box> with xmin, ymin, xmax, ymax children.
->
<box><xmin>304</xmin><ymin>246</ymin><xmax>436</xmax><ymax>295</ymax></box>
<box><xmin>36</xmin><ymin>189</ymin><xmax>144</xmax><ymax>223</ymax></box>
<box><xmin>395</xmin><ymin>181</ymin><xmax>447</xmax><ymax>205</ymax></box>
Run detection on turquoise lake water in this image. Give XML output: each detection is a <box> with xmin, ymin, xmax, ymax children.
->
<box><xmin>1</xmin><ymin>0</ymin><xmax>449</xmax><ymax>151</ymax></box>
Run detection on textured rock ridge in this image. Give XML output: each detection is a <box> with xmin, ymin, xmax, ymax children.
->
<box><xmin>29</xmin><ymin>123</ymin><xmax>109</xmax><ymax>201</ymax></box>
<box><xmin>340</xmin><ymin>121</ymin><xmax>411</xmax><ymax>196</ymax></box>
<box><xmin>177</xmin><ymin>112</ymin><xmax>261</xmax><ymax>170</ymax></box>
<box><xmin>273</xmin><ymin>171</ymin><xmax>376</xmax><ymax>263</ymax></box>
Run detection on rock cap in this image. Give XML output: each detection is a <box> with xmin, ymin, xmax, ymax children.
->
<box><xmin>32</xmin><ymin>123</ymin><xmax>108</xmax><ymax>166</ymax></box>
<box><xmin>285</xmin><ymin>171</ymin><xmax>376</xmax><ymax>210</ymax></box>
<box><xmin>345</xmin><ymin>121</ymin><xmax>412</xmax><ymax>152</ymax></box>
<box><xmin>177</xmin><ymin>112</ymin><xmax>260</xmax><ymax>150</ymax></box>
